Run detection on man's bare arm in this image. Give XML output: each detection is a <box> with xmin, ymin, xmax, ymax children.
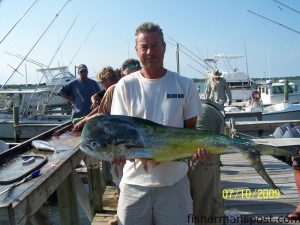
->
<box><xmin>184</xmin><ymin>116</ymin><xmax>197</xmax><ymax>129</ymax></box>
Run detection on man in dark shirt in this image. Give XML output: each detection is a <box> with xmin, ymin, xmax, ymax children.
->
<box><xmin>59</xmin><ymin>64</ymin><xmax>100</xmax><ymax>119</ymax></box>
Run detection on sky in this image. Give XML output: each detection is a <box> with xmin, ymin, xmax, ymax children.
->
<box><xmin>0</xmin><ymin>0</ymin><xmax>299</xmax><ymax>85</ymax></box>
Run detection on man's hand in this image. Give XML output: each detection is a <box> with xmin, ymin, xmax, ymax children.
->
<box><xmin>90</xmin><ymin>94</ymin><xmax>100</xmax><ymax>110</ymax></box>
<box><xmin>72</xmin><ymin>119</ymin><xmax>87</xmax><ymax>132</ymax></box>
<box><xmin>192</xmin><ymin>148</ymin><xmax>212</xmax><ymax>161</ymax></box>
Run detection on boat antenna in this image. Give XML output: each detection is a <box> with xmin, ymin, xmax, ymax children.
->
<box><xmin>166</xmin><ymin>40</ymin><xmax>208</xmax><ymax>75</ymax></box>
<box><xmin>47</xmin><ymin>13</ymin><xmax>79</xmax><ymax>68</ymax></box>
<box><xmin>244</xmin><ymin>40</ymin><xmax>249</xmax><ymax>77</ymax></box>
<box><xmin>168</xmin><ymin>36</ymin><xmax>214</xmax><ymax>70</ymax></box>
<box><xmin>0</xmin><ymin>0</ymin><xmax>71</xmax><ymax>90</ymax></box>
<box><xmin>247</xmin><ymin>10</ymin><xmax>300</xmax><ymax>35</ymax></box>
<box><xmin>176</xmin><ymin>43</ymin><xmax>180</xmax><ymax>73</ymax></box>
<box><xmin>4</xmin><ymin>51</ymin><xmax>46</xmax><ymax>67</ymax></box>
<box><xmin>272</xmin><ymin>0</ymin><xmax>300</xmax><ymax>15</ymax></box>
<box><xmin>68</xmin><ymin>21</ymin><xmax>97</xmax><ymax>66</ymax></box>
<box><xmin>0</xmin><ymin>0</ymin><xmax>40</xmax><ymax>46</ymax></box>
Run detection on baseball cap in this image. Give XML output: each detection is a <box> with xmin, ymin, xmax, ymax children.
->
<box><xmin>121</xmin><ymin>59</ymin><xmax>141</xmax><ymax>71</ymax></box>
<box><xmin>78</xmin><ymin>64</ymin><xmax>88</xmax><ymax>72</ymax></box>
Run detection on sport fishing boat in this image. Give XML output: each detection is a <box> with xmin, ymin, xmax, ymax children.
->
<box><xmin>0</xmin><ymin>67</ymin><xmax>74</xmax><ymax>139</ymax></box>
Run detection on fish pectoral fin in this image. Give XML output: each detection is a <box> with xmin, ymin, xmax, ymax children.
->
<box><xmin>124</xmin><ymin>143</ymin><xmax>146</xmax><ymax>148</ymax></box>
<box><xmin>240</xmin><ymin>150</ymin><xmax>283</xmax><ymax>194</ymax></box>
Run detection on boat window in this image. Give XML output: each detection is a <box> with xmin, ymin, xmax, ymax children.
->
<box><xmin>288</xmin><ymin>86</ymin><xmax>294</xmax><ymax>93</ymax></box>
<box><xmin>274</xmin><ymin>86</ymin><xmax>284</xmax><ymax>94</ymax></box>
<box><xmin>272</xmin><ymin>86</ymin><xmax>294</xmax><ymax>94</ymax></box>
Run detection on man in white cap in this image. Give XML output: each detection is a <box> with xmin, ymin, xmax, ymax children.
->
<box><xmin>204</xmin><ymin>69</ymin><xmax>232</xmax><ymax>108</ymax></box>
<box><xmin>59</xmin><ymin>64</ymin><xmax>100</xmax><ymax>119</ymax></box>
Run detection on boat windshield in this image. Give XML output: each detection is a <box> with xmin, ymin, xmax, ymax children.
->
<box><xmin>272</xmin><ymin>86</ymin><xmax>293</xmax><ymax>94</ymax></box>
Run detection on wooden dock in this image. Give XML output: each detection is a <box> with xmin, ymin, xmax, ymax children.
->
<box><xmin>92</xmin><ymin>153</ymin><xmax>299</xmax><ymax>224</ymax></box>
<box><xmin>221</xmin><ymin>153</ymin><xmax>298</xmax><ymax>220</ymax></box>
<box><xmin>92</xmin><ymin>186</ymin><xmax>118</xmax><ymax>225</ymax></box>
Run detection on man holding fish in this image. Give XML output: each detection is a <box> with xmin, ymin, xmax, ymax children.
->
<box><xmin>110</xmin><ymin>22</ymin><xmax>204</xmax><ymax>225</ymax></box>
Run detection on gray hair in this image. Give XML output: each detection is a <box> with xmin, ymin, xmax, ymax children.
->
<box><xmin>135</xmin><ymin>22</ymin><xmax>165</xmax><ymax>43</ymax></box>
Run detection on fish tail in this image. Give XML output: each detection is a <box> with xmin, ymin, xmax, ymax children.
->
<box><xmin>240</xmin><ymin>150</ymin><xmax>283</xmax><ymax>193</ymax></box>
<box><xmin>250</xmin><ymin>143</ymin><xmax>295</xmax><ymax>157</ymax></box>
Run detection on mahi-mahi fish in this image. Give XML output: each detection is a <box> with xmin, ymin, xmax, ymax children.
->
<box><xmin>80</xmin><ymin>115</ymin><xmax>298</xmax><ymax>193</ymax></box>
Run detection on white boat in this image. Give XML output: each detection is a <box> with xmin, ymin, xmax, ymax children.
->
<box><xmin>225</xmin><ymin>102</ymin><xmax>300</xmax><ymax>121</ymax></box>
<box><xmin>0</xmin><ymin>66</ymin><xmax>74</xmax><ymax>139</ymax></box>
<box><xmin>0</xmin><ymin>115</ymin><xmax>70</xmax><ymax>139</ymax></box>
<box><xmin>260</xmin><ymin>79</ymin><xmax>300</xmax><ymax>105</ymax></box>
<box><xmin>0</xmin><ymin>66</ymin><xmax>75</xmax><ymax>110</ymax></box>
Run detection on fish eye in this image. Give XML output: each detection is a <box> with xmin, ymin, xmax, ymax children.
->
<box><xmin>91</xmin><ymin>141</ymin><xmax>97</xmax><ymax>147</ymax></box>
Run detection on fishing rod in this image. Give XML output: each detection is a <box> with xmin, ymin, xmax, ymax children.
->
<box><xmin>47</xmin><ymin>13</ymin><xmax>79</xmax><ymax>68</ymax></box>
<box><xmin>0</xmin><ymin>0</ymin><xmax>40</xmax><ymax>46</ymax></box>
<box><xmin>168</xmin><ymin>36</ymin><xmax>214</xmax><ymax>70</ymax></box>
<box><xmin>68</xmin><ymin>21</ymin><xmax>97</xmax><ymax>66</ymax></box>
<box><xmin>273</xmin><ymin>0</ymin><xmax>300</xmax><ymax>15</ymax></box>
<box><xmin>247</xmin><ymin>10</ymin><xmax>300</xmax><ymax>35</ymax></box>
<box><xmin>7</xmin><ymin>64</ymin><xmax>24</xmax><ymax>77</ymax></box>
<box><xmin>0</xmin><ymin>0</ymin><xmax>71</xmax><ymax>91</ymax></box>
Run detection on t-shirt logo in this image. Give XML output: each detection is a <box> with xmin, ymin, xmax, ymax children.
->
<box><xmin>166</xmin><ymin>93</ymin><xmax>184</xmax><ymax>98</ymax></box>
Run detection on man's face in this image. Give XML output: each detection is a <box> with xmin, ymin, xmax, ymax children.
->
<box><xmin>78</xmin><ymin>69</ymin><xmax>88</xmax><ymax>79</ymax></box>
<box><xmin>135</xmin><ymin>32</ymin><xmax>165</xmax><ymax>70</ymax></box>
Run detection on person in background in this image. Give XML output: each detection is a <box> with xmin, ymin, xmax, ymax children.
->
<box><xmin>111</xmin><ymin>22</ymin><xmax>204</xmax><ymax>225</ymax></box>
<box><xmin>188</xmin><ymin>100</ymin><xmax>225</xmax><ymax>225</ymax></box>
<box><xmin>59</xmin><ymin>64</ymin><xmax>100</xmax><ymax>119</ymax></box>
<box><xmin>245</xmin><ymin>90</ymin><xmax>263</xmax><ymax>112</ymax></box>
<box><xmin>72</xmin><ymin>61</ymin><xmax>140</xmax><ymax>131</ymax></box>
<box><xmin>90</xmin><ymin>66</ymin><xmax>119</xmax><ymax>110</ymax></box>
<box><xmin>204</xmin><ymin>69</ymin><xmax>232</xmax><ymax>109</ymax></box>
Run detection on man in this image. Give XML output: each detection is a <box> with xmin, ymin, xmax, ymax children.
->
<box><xmin>111</xmin><ymin>22</ymin><xmax>203</xmax><ymax>225</ymax></box>
<box><xmin>59</xmin><ymin>64</ymin><xmax>100</xmax><ymax>119</ymax></box>
<box><xmin>188</xmin><ymin>101</ymin><xmax>225</xmax><ymax>225</ymax></box>
<box><xmin>73</xmin><ymin>61</ymin><xmax>140</xmax><ymax>131</ymax></box>
<box><xmin>204</xmin><ymin>69</ymin><xmax>232</xmax><ymax>108</ymax></box>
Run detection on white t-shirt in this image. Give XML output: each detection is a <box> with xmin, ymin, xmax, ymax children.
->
<box><xmin>111</xmin><ymin>70</ymin><xmax>203</xmax><ymax>187</ymax></box>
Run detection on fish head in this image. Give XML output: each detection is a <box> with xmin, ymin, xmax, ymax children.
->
<box><xmin>80</xmin><ymin>115</ymin><xmax>147</xmax><ymax>161</ymax></box>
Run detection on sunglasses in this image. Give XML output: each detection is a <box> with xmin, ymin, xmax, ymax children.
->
<box><xmin>123</xmin><ymin>63</ymin><xmax>140</xmax><ymax>70</ymax></box>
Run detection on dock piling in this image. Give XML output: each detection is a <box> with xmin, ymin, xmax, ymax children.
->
<box><xmin>284</xmin><ymin>80</ymin><xmax>289</xmax><ymax>103</ymax></box>
<box><xmin>13</xmin><ymin>106</ymin><xmax>20</xmax><ymax>142</ymax></box>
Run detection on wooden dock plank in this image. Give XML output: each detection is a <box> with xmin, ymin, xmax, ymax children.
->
<box><xmin>221</xmin><ymin>153</ymin><xmax>298</xmax><ymax>218</ymax></box>
<box><xmin>92</xmin><ymin>186</ymin><xmax>118</xmax><ymax>225</ymax></box>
